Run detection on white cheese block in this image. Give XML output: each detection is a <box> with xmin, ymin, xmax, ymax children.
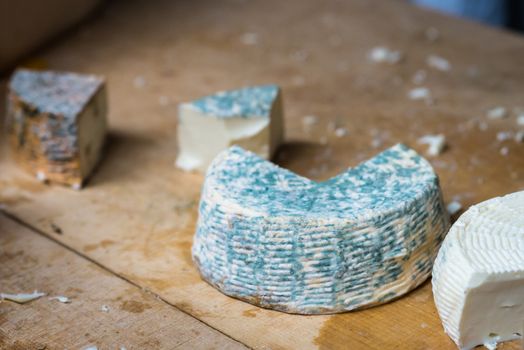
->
<box><xmin>176</xmin><ymin>85</ymin><xmax>283</xmax><ymax>172</ymax></box>
<box><xmin>432</xmin><ymin>191</ymin><xmax>524</xmax><ymax>349</ymax></box>
<box><xmin>192</xmin><ymin>143</ymin><xmax>449</xmax><ymax>314</ymax></box>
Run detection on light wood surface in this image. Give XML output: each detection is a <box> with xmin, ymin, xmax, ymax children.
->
<box><xmin>1</xmin><ymin>0</ymin><xmax>524</xmax><ymax>348</ymax></box>
<box><xmin>0</xmin><ymin>214</ymin><xmax>246</xmax><ymax>349</ymax></box>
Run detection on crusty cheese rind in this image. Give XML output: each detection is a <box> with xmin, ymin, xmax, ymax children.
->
<box><xmin>6</xmin><ymin>69</ymin><xmax>107</xmax><ymax>188</ymax></box>
<box><xmin>193</xmin><ymin>144</ymin><xmax>449</xmax><ymax>314</ymax></box>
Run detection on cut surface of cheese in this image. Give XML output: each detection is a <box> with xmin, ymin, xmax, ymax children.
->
<box><xmin>432</xmin><ymin>191</ymin><xmax>524</xmax><ymax>349</ymax></box>
<box><xmin>7</xmin><ymin>69</ymin><xmax>107</xmax><ymax>189</ymax></box>
<box><xmin>192</xmin><ymin>144</ymin><xmax>449</xmax><ymax>314</ymax></box>
<box><xmin>176</xmin><ymin>85</ymin><xmax>283</xmax><ymax>172</ymax></box>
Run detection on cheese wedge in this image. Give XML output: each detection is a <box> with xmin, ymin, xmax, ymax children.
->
<box><xmin>193</xmin><ymin>144</ymin><xmax>449</xmax><ymax>314</ymax></box>
<box><xmin>176</xmin><ymin>85</ymin><xmax>283</xmax><ymax>172</ymax></box>
<box><xmin>433</xmin><ymin>191</ymin><xmax>524</xmax><ymax>349</ymax></box>
<box><xmin>6</xmin><ymin>69</ymin><xmax>107</xmax><ymax>189</ymax></box>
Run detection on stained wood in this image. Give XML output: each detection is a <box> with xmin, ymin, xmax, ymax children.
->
<box><xmin>1</xmin><ymin>0</ymin><xmax>524</xmax><ymax>348</ymax></box>
<box><xmin>0</xmin><ymin>214</ymin><xmax>246</xmax><ymax>349</ymax></box>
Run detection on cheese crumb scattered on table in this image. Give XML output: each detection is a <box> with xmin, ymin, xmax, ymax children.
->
<box><xmin>412</xmin><ymin>69</ymin><xmax>427</xmax><ymax>85</ymax></box>
<box><xmin>500</xmin><ymin>146</ymin><xmax>509</xmax><ymax>156</ymax></box>
<box><xmin>517</xmin><ymin>114</ymin><xmax>524</xmax><ymax>126</ymax></box>
<box><xmin>302</xmin><ymin>115</ymin><xmax>318</xmax><ymax>128</ymax></box>
<box><xmin>425</xmin><ymin>27</ymin><xmax>440</xmax><ymax>41</ymax></box>
<box><xmin>368</xmin><ymin>46</ymin><xmax>402</xmax><ymax>64</ymax></box>
<box><xmin>446</xmin><ymin>201</ymin><xmax>462</xmax><ymax>216</ymax></box>
<box><xmin>335</xmin><ymin>127</ymin><xmax>348</xmax><ymax>138</ymax></box>
<box><xmin>133</xmin><ymin>76</ymin><xmax>146</xmax><ymax>89</ymax></box>
<box><xmin>408</xmin><ymin>87</ymin><xmax>431</xmax><ymax>101</ymax></box>
<box><xmin>50</xmin><ymin>296</ymin><xmax>71</xmax><ymax>303</ymax></box>
<box><xmin>427</xmin><ymin>55</ymin><xmax>451</xmax><ymax>71</ymax></box>
<box><xmin>418</xmin><ymin>134</ymin><xmax>446</xmax><ymax>156</ymax></box>
<box><xmin>487</xmin><ymin>106</ymin><xmax>507</xmax><ymax>119</ymax></box>
<box><xmin>240</xmin><ymin>32</ymin><xmax>258</xmax><ymax>45</ymax></box>
<box><xmin>0</xmin><ymin>291</ymin><xmax>46</xmax><ymax>304</ymax></box>
<box><xmin>496</xmin><ymin>131</ymin><xmax>512</xmax><ymax>142</ymax></box>
<box><xmin>515</xmin><ymin>131</ymin><xmax>524</xmax><ymax>143</ymax></box>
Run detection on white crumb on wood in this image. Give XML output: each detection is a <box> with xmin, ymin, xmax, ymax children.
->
<box><xmin>496</xmin><ymin>131</ymin><xmax>513</xmax><ymax>142</ymax></box>
<box><xmin>0</xmin><ymin>291</ymin><xmax>46</xmax><ymax>304</ymax></box>
<box><xmin>446</xmin><ymin>201</ymin><xmax>462</xmax><ymax>216</ymax></box>
<box><xmin>302</xmin><ymin>115</ymin><xmax>318</xmax><ymax>126</ymax></box>
<box><xmin>500</xmin><ymin>146</ymin><xmax>509</xmax><ymax>156</ymax></box>
<box><xmin>240</xmin><ymin>32</ymin><xmax>258</xmax><ymax>45</ymax></box>
<box><xmin>515</xmin><ymin>131</ymin><xmax>524</xmax><ymax>143</ymax></box>
<box><xmin>483</xmin><ymin>336</ymin><xmax>500</xmax><ymax>350</ymax></box>
<box><xmin>486</xmin><ymin>106</ymin><xmax>507</xmax><ymax>119</ymax></box>
<box><xmin>426</xmin><ymin>55</ymin><xmax>451</xmax><ymax>71</ymax></box>
<box><xmin>408</xmin><ymin>87</ymin><xmax>431</xmax><ymax>101</ymax></box>
<box><xmin>425</xmin><ymin>27</ymin><xmax>440</xmax><ymax>42</ymax></box>
<box><xmin>71</xmin><ymin>183</ymin><xmax>82</xmax><ymax>191</ymax></box>
<box><xmin>420</xmin><ymin>322</ymin><xmax>429</xmax><ymax>329</ymax></box>
<box><xmin>478</xmin><ymin>121</ymin><xmax>488</xmax><ymax>131</ymax></box>
<box><xmin>50</xmin><ymin>296</ymin><xmax>71</xmax><ymax>303</ymax></box>
<box><xmin>83</xmin><ymin>346</ymin><xmax>98</xmax><ymax>350</ymax></box>
<box><xmin>36</xmin><ymin>171</ymin><xmax>47</xmax><ymax>182</ymax></box>
<box><xmin>418</xmin><ymin>134</ymin><xmax>446</xmax><ymax>156</ymax></box>
<box><xmin>101</xmin><ymin>305</ymin><xmax>110</xmax><ymax>312</ymax></box>
<box><xmin>368</xmin><ymin>46</ymin><xmax>402</xmax><ymax>64</ymax></box>
<box><xmin>133</xmin><ymin>76</ymin><xmax>146</xmax><ymax>89</ymax></box>
<box><xmin>120</xmin><ymin>347</ymin><xmax>127</xmax><ymax>350</ymax></box>
<box><xmin>412</xmin><ymin>69</ymin><xmax>427</xmax><ymax>85</ymax></box>
<box><xmin>517</xmin><ymin>114</ymin><xmax>524</xmax><ymax>126</ymax></box>
<box><xmin>335</xmin><ymin>127</ymin><xmax>348</xmax><ymax>138</ymax></box>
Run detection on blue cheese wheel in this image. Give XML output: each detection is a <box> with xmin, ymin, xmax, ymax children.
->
<box><xmin>193</xmin><ymin>144</ymin><xmax>449</xmax><ymax>314</ymax></box>
<box><xmin>176</xmin><ymin>85</ymin><xmax>283</xmax><ymax>172</ymax></box>
<box><xmin>7</xmin><ymin>69</ymin><xmax>107</xmax><ymax>189</ymax></box>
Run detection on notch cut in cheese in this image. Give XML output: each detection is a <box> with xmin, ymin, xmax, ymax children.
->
<box><xmin>193</xmin><ymin>143</ymin><xmax>449</xmax><ymax>314</ymax></box>
<box><xmin>432</xmin><ymin>191</ymin><xmax>524</xmax><ymax>349</ymax></box>
<box><xmin>175</xmin><ymin>85</ymin><xmax>283</xmax><ymax>172</ymax></box>
<box><xmin>6</xmin><ymin>69</ymin><xmax>107</xmax><ymax>189</ymax></box>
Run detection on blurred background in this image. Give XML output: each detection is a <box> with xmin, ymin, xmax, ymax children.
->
<box><xmin>2</xmin><ymin>0</ymin><xmax>524</xmax><ymax>74</ymax></box>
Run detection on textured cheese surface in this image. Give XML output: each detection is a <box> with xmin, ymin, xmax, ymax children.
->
<box><xmin>192</xmin><ymin>144</ymin><xmax>449</xmax><ymax>314</ymax></box>
<box><xmin>7</xmin><ymin>69</ymin><xmax>107</xmax><ymax>188</ymax></box>
<box><xmin>176</xmin><ymin>85</ymin><xmax>283</xmax><ymax>172</ymax></box>
<box><xmin>432</xmin><ymin>191</ymin><xmax>524</xmax><ymax>349</ymax></box>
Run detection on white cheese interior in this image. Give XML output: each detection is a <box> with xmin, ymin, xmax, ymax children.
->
<box><xmin>176</xmin><ymin>103</ymin><xmax>280</xmax><ymax>172</ymax></box>
<box><xmin>432</xmin><ymin>191</ymin><xmax>524</xmax><ymax>350</ymax></box>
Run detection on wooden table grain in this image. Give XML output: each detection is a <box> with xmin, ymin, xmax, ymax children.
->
<box><xmin>1</xmin><ymin>0</ymin><xmax>523</xmax><ymax>348</ymax></box>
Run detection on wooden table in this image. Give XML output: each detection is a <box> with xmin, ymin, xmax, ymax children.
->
<box><xmin>1</xmin><ymin>0</ymin><xmax>523</xmax><ymax>348</ymax></box>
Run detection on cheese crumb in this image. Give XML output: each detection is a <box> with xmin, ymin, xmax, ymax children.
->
<box><xmin>240</xmin><ymin>32</ymin><xmax>258</xmax><ymax>46</ymax></box>
<box><xmin>496</xmin><ymin>131</ymin><xmax>512</xmax><ymax>142</ymax></box>
<box><xmin>36</xmin><ymin>171</ymin><xmax>47</xmax><ymax>182</ymax></box>
<box><xmin>418</xmin><ymin>134</ymin><xmax>446</xmax><ymax>156</ymax></box>
<box><xmin>133</xmin><ymin>76</ymin><xmax>146</xmax><ymax>89</ymax></box>
<box><xmin>50</xmin><ymin>296</ymin><xmax>71</xmax><ymax>303</ymax></box>
<box><xmin>0</xmin><ymin>291</ymin><xmax>46</xmax><ymax>304</ymax></box>
<box><xmin>101</xmin><ymin>304</ymin><xmax>110</xmax><ymax>312</ymax></box>
<box><xmin>427</xmin><ymin>55</ymin><xmax>451</xmax><ymax>71</ymax></box>
<box><xmin>446</xmin><ymin>201</ymin><xmax>462</xmax><ymax>216</ymax></box>
<box><xmin>302</xmin><ymin>115</ymin><xmax>318</xmax><ymax>127</ymax></box>
<box><xmin>425</xmin><ymin>27</ymin><xmax>440</xmax><ymax>42</ymax></box>
<box><xmin>487</xmin><ymin>106</ymin><xmax>507</xmax><ymax>119</ymax></box>
<box><xmin>335</xmin><ymin>127</ymin><xmax>348</xmax><ymax>138</ymax></box>
<box><xmin>412</xmin><ymin>70</ymin><xmax>427</xmax><ymax>85</ymax></box>
<box><xmin>515</xmin><ymin>131</ymin><xmax>524</xmax><ymax>143</ymax></box>
<box><xmin>517</xmin><ymin>114</ymin><xmax>524</xmax><ymax>126</ymax></box>
<box><xmin>500</xmin><ymin>146</ymin><xmax>509</xmax><ymax>156</ymax></box>
<box><xmin>368</xmin><ymin>46</ymin><xmax>402</xmax><ymax>64</ymax></box>
<box><xmin>408</xmin><ymin>87</ymin><xmax>431</xmax><ymax>101</ymax></box>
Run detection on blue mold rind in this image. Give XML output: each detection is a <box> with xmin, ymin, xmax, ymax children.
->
<box><xmin>192</xmin><ymin>144</ymin><xmax>449</xmax><ymax>314</ymax></box>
